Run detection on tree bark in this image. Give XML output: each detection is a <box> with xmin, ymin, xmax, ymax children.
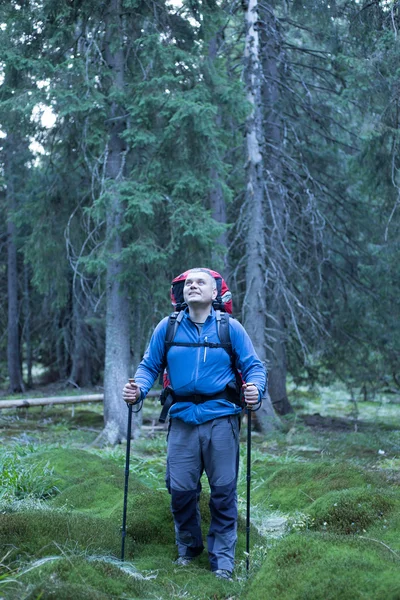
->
<box><xmin>23</xmin><ymin>261</ymin><xmax>33</xmax><ymax>388</ymax></box>
<box><xmin>267</xmin><ymin>308</ymin><xmax>293</xmax><ymax>414</ymax></box>
<box><xmin>69</xmin><ymin>289</ymin><xmax>92</xmax><ymax>388</ymax></box>
<box><xmin>209</xmin><ymin>161</ymin><xmax>228</xmax><ymax>273</ymax></box>
<box><xmin>131</xmin><ymin>301</ymin><xmax>143</xmax><ymax>431</ymax></box>
<box><xmin>205</xmin><ymin>20</ymin><xmax>228</xmax><ymax>274</ymax></box>
<box><xmin>55</xmin><ymin>311</ymin><xmax>68</xmax><ymax>381</ymax></box>
<box><xmin>5</xmin><ymin>135</ymin><xmax>24</xmax><ymax>393</ymax></box>
<box><xmin>260</xmin><ymin>6</ymin><xmax>293</xmax><ymax>415</ymax></box>
<box><xmin>102</xmin><ymin>0</ymin><xmax>136</xmax><ymax>443</ymax></box>
<box><xmin>243</xmin><ymin>0</ymin><xmax>281</xmax><ymax>432</ymax></box>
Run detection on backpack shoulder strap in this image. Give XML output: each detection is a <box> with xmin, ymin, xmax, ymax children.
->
<box><xmin>165</xmin><ymin>310</ymin><xmax>184</xmax><ymax>347</ymax></box>
<box><xmin>217</xmin><ymin>311</ymin><xmax>243</xmax><ymax>393</ymax></box>
<box><xmin>216</xmin><ymin>311</ymin><xmax>231</xmax><ymax>356</ymax></box>
<box><xmin>216</xmin><ymin>310</ymin><xmax>240</xmax><ymax>366</ymax></box>
<box><xmin>159</xmin><ymin>311</ymin><xmax>184</xmax><ymax>383</ymax></box>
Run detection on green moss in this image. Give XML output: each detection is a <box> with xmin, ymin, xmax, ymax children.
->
<box><xmin>324</xmin><ymin>429</ymin><xmax>400</xmax><ymax>462</ymax></box>
<box><xmin>68</xmin><ymin>409</ymin><xmax>104</xmax><ymax>428</ymax></box>
<box><xmin>23</xmin><ymin>449</ymin><xmax>122</xmax><ymax>490</ymax></box>
<box><xmin>308</xmin><ymin>488</ymin><xmax>396</xmax><ymax>534</ymax></box>
<box><xmin>1</xmin><ymin>550</ymin><xmax>250</xmax><ymax>600</ymax></box>
<box><xmin>17</xmin><ymin>450</ymin><xmax>175</xmax><ymax>553</ymax></box>
<box><xmin>12</xmin><ymin>557</ymin><xmax>155</xmax><ymax>600</ymax></box>
<box><xmin>111</xmin><ymin>489</ymin><xmax>173</xmax><ymax>546</ymax></box>
<box><xmin>251</xmin><ymin>461</ymin><xmax>380</xmax><ymax>511</ymax></box>
<box><xmin>3</xmin><ymin>393</ymin><xmax>399</xmax><ymax>599</ymax></box>
<box><xmin>25</xmin><ymin>583</ymin><xmax>111</xmax><ymax>600</ymax></box>
<box><xmin>245</xmin><ymin>534</ymin><xmax>400</xmax><ymax>600</ymax></box>
<box><xmin>0</xmin><ymin>510</ymin><xmax>123</xmax><ymax>558</ymax></box>
<box><xmin>50</xmin><ymin>478</ymin><xmax>124</xmax><ymax>518</ymax></box>
<box><xmin>3</xmin><ymin>446</ymin><xmax>260</xmax><ymax>575</ymax></box>
<box><xmin>32</xmin><ymin>449</ymin><xmax>172</xmax><ymax>545</ymax></box>
<box><xmin>368</xmin><ymin>505</ymin><xmax>400</xmax><ymax>550</ymax></box>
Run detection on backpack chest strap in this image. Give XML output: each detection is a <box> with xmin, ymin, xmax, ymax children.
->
<box><xmin>174</xmin><ymin>390</ymin><xmax>232</xmax><ymax>404</ymax></box>
<box><xmin>165</xmin><ymin>341</ymin><xmax>231</xmax><ymax>349</ymax></box>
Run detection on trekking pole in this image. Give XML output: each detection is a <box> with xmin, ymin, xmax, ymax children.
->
<box><xmin>246</xmin><ymin>405</ymin><xmax>252</xmax><ymax>574</ymax></box>
<box><xmin>121</xmin><ymin>378</ymin><xmax>134</xmax><ymax>562</ymax></box>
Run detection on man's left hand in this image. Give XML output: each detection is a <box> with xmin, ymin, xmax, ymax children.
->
<box><xmin>242</xmin><ymin>382</ymin><xmax>259</xmax><ymax>407</ymax></box>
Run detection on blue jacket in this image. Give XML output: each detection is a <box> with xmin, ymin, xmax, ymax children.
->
<box><xmin>134</xmin><ymin>308</ymin><xmax>267</xmax><ymax>425</ymax></box>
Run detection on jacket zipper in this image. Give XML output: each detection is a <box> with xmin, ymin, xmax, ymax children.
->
<box><xmin>194</xmin><ymin>325</ymin><xmax>201</xmax><ymax>386</ymax></box>
<box><xmin>204</xmin><ymin>336</ymin><xmax>208</xmax><ymax>362</ymax></box>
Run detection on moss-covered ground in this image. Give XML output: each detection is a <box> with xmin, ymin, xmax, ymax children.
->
<box><xmin>0</xmin><ymin>387</ymin><xmax>399</xmax><ymax>599</ymax></box>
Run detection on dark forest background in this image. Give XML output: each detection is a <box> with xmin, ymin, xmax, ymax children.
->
<box><xmin>1</xmin><ymin>0</ymin><xmax>399</xmax><ymax>441</ymax></box>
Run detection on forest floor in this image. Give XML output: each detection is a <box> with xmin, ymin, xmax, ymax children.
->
<box><xmin>0</xmin><ymin>383</ymin><xmax>400</xmax><ymax>599</ymax></box>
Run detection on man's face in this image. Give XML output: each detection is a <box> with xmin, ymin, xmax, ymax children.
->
<box><xmin>183</xmin><ymin>271</ymin><xmax>217</xmax><ymax>307</ymax></box>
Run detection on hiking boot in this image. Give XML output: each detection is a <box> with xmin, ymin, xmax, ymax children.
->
<box><xmin>173</xmin><ymin>556</ymin><xmax>194</xmax><ymax>567</ymax></box>
<box><xmin>213</xmin><ymin>569</ymin><xmax>233</xmax><ymax>581</ymax></box>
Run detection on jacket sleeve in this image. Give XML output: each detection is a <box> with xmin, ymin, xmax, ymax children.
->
<box><xmin>134</xmin><ymin>317</ymin><xmax>169</xmax><ymax>398</ymax></box>
<box><xmin>229</xmin><ymin>319</ymin><xmax>267</xmax><ymax>398</ymax></box>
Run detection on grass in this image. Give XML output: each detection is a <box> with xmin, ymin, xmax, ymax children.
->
<box><xmin>0</xmin><ymin>386</ymin><xmax>399</xmax><ymax>599</ymax></box>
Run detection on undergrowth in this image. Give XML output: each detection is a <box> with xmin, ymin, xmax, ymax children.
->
<box><xmin>0</xmin><ymin>446</ymin><xmax>60</xmax><ymax>505</ymax></box>
<box><xmin>0</xmin><ymin>394</ymin><xmax>399</xmax><ymax>599</ymax></box>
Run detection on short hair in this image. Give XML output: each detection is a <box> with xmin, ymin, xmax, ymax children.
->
<box><xmin>186</xmin><ymin>268</ymin><xmax>217</xmax><ymax>290</ymax></box>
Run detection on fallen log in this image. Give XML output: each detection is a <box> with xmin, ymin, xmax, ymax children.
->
<box><xmin>0</xmin><ymin>390</ymin><xmax>159</xmax><ymax>410</ymax></box>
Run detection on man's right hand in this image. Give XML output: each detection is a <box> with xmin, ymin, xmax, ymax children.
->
<box><xmin>123</xmin><ymin>380</ymin><xmax>141</xmax><ymax>405</ymax></box>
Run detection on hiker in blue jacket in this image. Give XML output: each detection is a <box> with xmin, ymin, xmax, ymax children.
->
<box><xmin>123</xmin><ymin>268</ymin><xmax>266</xmax><ymax>580</ymax></box>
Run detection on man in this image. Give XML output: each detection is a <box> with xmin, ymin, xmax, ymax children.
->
<box><xmin>123</xmin><ymin>268</ymin><xmax>266</xmax><ymax>580</ymax></box>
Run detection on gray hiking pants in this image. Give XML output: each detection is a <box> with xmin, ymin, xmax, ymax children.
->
<box><xmin>165</xmin><ymin>415</ymin><xmax>240</xmax><ymax>573</ymax></box>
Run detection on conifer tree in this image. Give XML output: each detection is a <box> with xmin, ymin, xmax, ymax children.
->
<box><xmin>242</xmin><ymin>0</ymin><xmax>282</xmax><ymax>429</ymax></box>
<box><xmin>3</xmin><ymin>0</ymin><xmax>398</xmax><ymax>421</ymax></box>
<box><xmin>31</xmin><ymin>0</ymin><xmax>240</xmax><ymax>439</ymax></box>
<box><xmin>237</xmin><ymin>0</ymin><xmax>368</xmax><ymax>419</ymax></box>
<box><xmin>0</xmin><ymin>1</ymin><xmax>40</xmax><ymax>392</ymax></box>
<box><xmin>315</xmin><ymin>0</ymin><xmax>400</xmax><ymax>393</ymax></box>
<box><xmin>4</xmin><ymin>131</ymin><xmax>25</xmax><ymax>393</ymax></box>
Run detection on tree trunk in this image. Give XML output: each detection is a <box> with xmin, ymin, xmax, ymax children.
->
<box><xmin>209</xmin><ymin>161</ymin><xmax>228</xmax><ymax>273</ymax></box>
<box><xmin>5</xmin><ymin>135</ymin><xmax>24</xmax><ymax>393</ymax></box>
<box><xmin>55</xmin><ymin>311</ymin><xmax>68</xmax><ymax>381</ymax></box>
<box><xmin>132</xmin><ymin>301</ymin><xmax>142</xmax><ymax>375</ymax></box>
<box><xmin>102</xmin><ymin>0</ymin><xmax>136</xmax><ymax>443</ymax></box>
<box><xmin>243</xmin><ymin>0</ymin><xmax>281</xmax><ymax>432</ymax></box>
<box><xmin>69</xmin><ymin>289</ymin><xmax>92</xmax><ymax>388</ymax></box>
<box><xmin>267</xmin><ymin>308</ymin><xmax>293</xmax><ymax>415</ymax></box>
<box><xmin>131</xmin><ymin>302</ymin><xmax>143</xmax><ymax>431</ymax></box>
<box><xmin>206</xmin><ymin>25</ymin><xmax>228</xmax><ymax>273</ymax></box>
<box><xmin>103</xmin><ymin>232</ymin><xmax>132</xmax><ymax>444</ymax></box>
<box><xmin>23</xmin><ymin>261</ymin><xmax>33</xmax><ymax>388</ymax></box>
<box><xmin>260</xmin><ymin>6</ymin><xmax>293</xmax><ymax>415</ymax></box>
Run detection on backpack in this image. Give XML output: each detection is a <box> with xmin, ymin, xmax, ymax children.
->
<box><xmin>158</xmin><ymin>268</ymin><xmax>244</xmax><ymax>422</ymax></box>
